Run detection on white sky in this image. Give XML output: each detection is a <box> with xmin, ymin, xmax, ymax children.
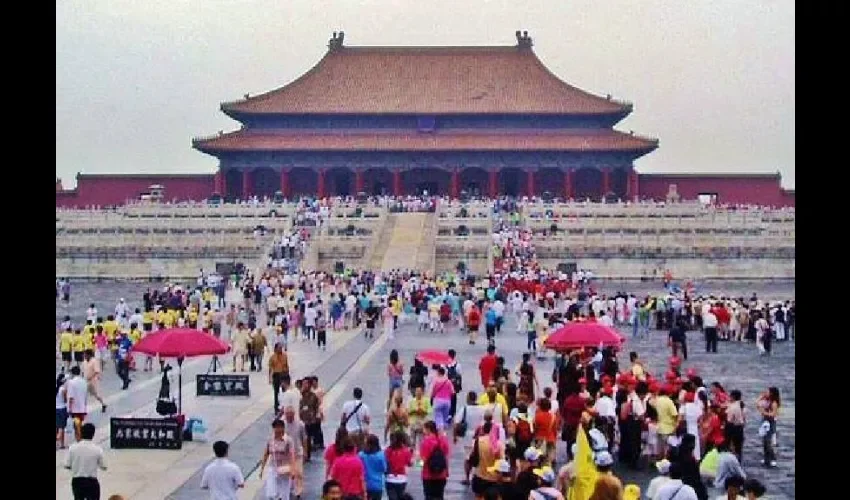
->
<box><xmin>56</xmin><ymin>0</ymin><xmax>795</xmax><ymax>189</ymax></box>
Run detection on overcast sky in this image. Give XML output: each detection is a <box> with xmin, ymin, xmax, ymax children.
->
<box><xmin>56</xmin><ymin>0</ymin><xmax>795</xmax><ymax>188</ymax></box>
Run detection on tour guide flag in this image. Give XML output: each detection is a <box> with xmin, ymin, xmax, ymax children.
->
<box><xmin>569</xmin><ymin>427</ymin><xmax>599</xmax><ymax>500</ymax></box>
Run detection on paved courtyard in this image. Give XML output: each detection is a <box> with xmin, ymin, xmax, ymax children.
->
<box><xmin>56</xmin><ymin>283</ymin><xmax>795</xmax><ymax>499</ymax></box>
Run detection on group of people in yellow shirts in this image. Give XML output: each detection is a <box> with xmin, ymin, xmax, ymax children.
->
<box><xmin>58</xmin><ymin>292</ymin><xmax>221</xmax><ymax>374</ymax></box>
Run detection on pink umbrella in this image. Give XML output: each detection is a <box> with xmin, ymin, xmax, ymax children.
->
<box><xmin>416</xmin><ymin>350</ymin><xmax>453</xmax><ymax>366</ymax></box>
<box><xmin>543</xmin><ymin>321</ymin><xmax>623</xmax><ymax>352</ymax></box>
<box><xmin>132</xmin><ymin>328</ymin><xmax>230</xmax><ymax>415</ymax></box>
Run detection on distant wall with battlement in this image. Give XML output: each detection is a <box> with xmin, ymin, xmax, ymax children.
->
<box><xmin>638</xmin><ymin>174</ymin><xmax>791</xmax><ymax>207</ymax></box>
<box><xmin>56</xmin><ymin>174</ymin><xmax>215</xmax><ymax>208</ymax></box>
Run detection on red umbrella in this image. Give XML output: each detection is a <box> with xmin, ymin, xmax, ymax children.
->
<box><xmin>132</xmin><ymin>328</ymin><xmax>230</xmax><ymax>358</ymax></box>
<box><xmin>416</xmin><ymin>350</ymin><xmax>453</xmax><ymax>366</ymax></box>
<box><xmin>544</xmin><ymin>322</ymin><xmax>623</xmax><ymax>352</ymax></box>
<box><xmin>132</xmin><ymin>328</ymin><xmax>230</xmax><ymax>415</ymax></box>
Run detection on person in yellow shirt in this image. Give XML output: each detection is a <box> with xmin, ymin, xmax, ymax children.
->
<box><xmin>142</xmin><ymin>308</ymin><xmax>154</xmax><ymax>333</ymax></box>
<box><xmin>653</xmin><ymin>387</ymin><xmax>679</xmax><ymax>459</ymax></box>
<box><xmin>156</xmin><ymin>309</ymin><xmax>168</xmax><ymax>330</ymax></box>
<box><xmin>188</xmin><ymin>308</ymin><xmax>199</xmax><ymax>329</ymax></box>
<box><xmin>477</xmin><ymin>383</ymin><xmax>509</xmax><ymax>425</ymax></box>
<box><xmin>59</xmin><ymin>328</ymin><xmax>74</xmax><ymax>370</ymax></box>
<box><xmin>82</xmin><ymin>327</ymin><xmax>95</xmax><ymax>357</ymax></box>
<box><xmin>103</xmin><ymin>315</ymin><xmax>119</xmax><ymax>340</ymax></box>
<box><xmin>128</xmin><ymin>324</ymin><xmax>142</xmax><ymax>344</ymax></box>
<box><xmin>71</xmin><ymin>329</ymin><xmax>86</xmax><ymax>366</ymax></box>
<box><xmin>390</xmin><ymin>297</ymin><xmax>402</xmax><ymax>329</ymax></box>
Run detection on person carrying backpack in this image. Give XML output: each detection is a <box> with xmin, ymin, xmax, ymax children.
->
<box><xmin>446</xmin><ymin>350</ymin><xmax>463</xmax><ymax>420</ymax></box>
<box><xmin>419</xmin><ymin>421</ymin><xmax>449</xmax><ymax>500</ymax></box>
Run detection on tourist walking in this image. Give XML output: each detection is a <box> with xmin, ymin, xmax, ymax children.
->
<box><xmin>259</xmin><ymin>419</ymin><xmax>296</xmax><ymax>500</ymax></box>
<box><xmin>282</xmin><ymin>406</ymin><xmax>307</xmax><ymax>498</ymax></box>
<box><xmin>82</xmin><ymin>351</ymin><xmax>107</xmax><ymax>412</ymax></box>
<box><xmin>66</xmin><ymin>366</ymin><xmax>89</xmax><ymax>442</ymax></box>
<box><xmin>420</xmin><ymin>421</ymin><xmax>450</xmax><ymax>500</ymax></box>
<box><xmin>430</xmin><ymin>366</ymin><xmax>456</xmax><ymax>431</ymax></box>
<box><xmin>359</xmin><ymin>434</ymin><xmax>387</xmax><ymax>500</ymax></box>
<box><xmin>269</xmin><ymin>344</ymin><xmax>290</xmax><ymax>414</ymax></box>
<box><xmin>200</xmin><ymin>440</ymin><xmax>245</xmax><ymax>500</ymax></box>
<box><xmin>63</xmin><ymin>423</ymin><xmax>107</xmax><ymax>500</ymax></box>
<box><xmin>341</xmin><ymin>387</ymin><xmax>371</xmax><ymax>450</ymax></box>
<box><xmin>384</xmin><ymin>430</ymin><xmax>414</xmax><ymax>500</ymax></box>
<box><xmin>757</xmin><ymin>387</ymin><xmax>780</xmax><ymax>468</ymax></box>
<box><xmin>56</xmin><ymin>372</ymin><xmax>69</xmax><ymax>449</ymax></box>
<box><xmin>387</xmin><ymin>349</ymin><xmax>405</xmax><ymax>406</ymax></box>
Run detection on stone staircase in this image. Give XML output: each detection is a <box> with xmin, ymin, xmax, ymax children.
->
<box><xmin>367</xmin><ymin>215</ymin><xmax>397</xmax><ymax>270</ymax></box>
<box><xmin>378</xmin><ymin>213</ymin><xmax>433</xmax><ymax>272</ymax></box>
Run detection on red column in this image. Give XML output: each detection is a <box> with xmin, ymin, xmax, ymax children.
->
<box><xmin>525</xmin><ymin>169</ymin><xmax>535</xmax><ymax>198</ymax></box>
<box><xmin>489</xmin><ymin>170</ymin><xmax>498</xmax><ymax>198</ymax></box>
<box><xmin>317</xmin><ymin>169</ymin><xmax>326</xmax><ymax>198</ymax></box>
<box><xmin>214</xmin><ymin>170</ymin><xmax>223</xmax><ymax>195</ymax></box>
<box><xmin>630</xmin><ymin>169</ymin><xmax>640</xmax><ymax>201</ymax></box>
<box><xmin>563</xmin><ymin>169</ymin><xmax>573</xmax><ymax>200</ymax></box>
<box><xmin>279</xmin><ymin>169</ymin><xmax>290</xmax><ymax>198</ymax></box>
<box><xmin>242</xmin><ymin>169</ymin><xmax>252</xmax><ymax>199</ymax></box>
<box><xmin>601</xmin><ymin>168</ymin><xmax>611</xmax><ymax>196</ymax></box>
<box><xmin>354</xmin><ymin>170</ymin><xmax>364</xmax><ymax>194</ymax></box>
<box><xmin>450</xmin><ymin>169</ymin><xmax>460</xmax><ymax>198</ymax></box>
<box><xmin>392</xmin><ymin>170</ymin><xmax>402</xmax><ymax>196</ymax></box>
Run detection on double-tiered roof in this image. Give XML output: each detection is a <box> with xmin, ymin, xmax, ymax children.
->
<box><xmin>194</xmin><ymin>32</ymin><xmax>657</xmax><ymax>155</ymax></box>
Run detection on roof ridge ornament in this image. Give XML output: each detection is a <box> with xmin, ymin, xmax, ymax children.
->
<box><xmin>328</xmin><ymin>31</ymin><xmax>345</xmax><ymax>52</ymax></box>
<box><xmin>515</xmin><ymin>30</ymin><xmax>533</xmax><ymax>49</ymax></box>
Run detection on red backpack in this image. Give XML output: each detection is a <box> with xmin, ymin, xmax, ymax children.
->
<box><xmin>515</xmin><ymin>417</ymin><xmax>533</xmax><ymax>444</ymax></box>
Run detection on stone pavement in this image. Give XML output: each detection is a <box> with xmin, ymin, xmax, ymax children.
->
<box><xmin>56</xmin><ymin>285</ymin><xmax>794</xmax><ymax>499</ymax></box>
<box><xmin>246</xmin><ymin>315</ymin><xmax>795</xmax><ymax>500</ymax></box>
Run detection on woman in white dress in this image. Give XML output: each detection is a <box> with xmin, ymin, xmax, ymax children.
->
<box><xmin>259</xmin><ymin>419</ymin><xmax>295</xmax><ymax>500</ymax></box>
<box><xmin>679</xmin><ymin>391</ymin><xmax>702</xmax><ymax>460</ymax></box>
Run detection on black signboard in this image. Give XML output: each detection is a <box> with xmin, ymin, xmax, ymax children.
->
<box><xmin>110</xmin><ymin>417</ymin><xmax>182</xmax><ymax>450</ymax></box>
<box><xmin>196</xmin><ymin>374</ymin><xmax>250</xmax><ymax>397</ymax></box>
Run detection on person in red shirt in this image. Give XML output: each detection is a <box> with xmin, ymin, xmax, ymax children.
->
<box><xmin>384</xmin><ymin>430</ymin><xmax>414</xmax><ymax>499</ymax></box>
<box><xmin>561</xmin><ymin>389</ymin><xmax>587</xmax><ymax>460</ymax></box>
<box><xmin>419</xmin><ymin>421</ymin><xmax>450</xmax><ymax>499</ymax></box>
<box><xmin>328</xmin><ymin>435</ymin><xmax>366</xmax><ymax>498</ymax></box>
<box><xmin>467</xmin><ymin>305</ymin><xmax>481</xmax><ymax>345</ymax></box>
<box><xmin>703</xmin><ymin>403</ymin><xmax>726</xmax><ymax>452</ymax></box>
<box><xmin>478</xmin><ymin>345</ymin><xmax>498</xmax><ymax>388</ymax></box>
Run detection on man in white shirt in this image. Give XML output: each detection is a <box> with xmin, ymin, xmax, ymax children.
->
<box><xmin>63</xmin><ymin>423</ymin><xmax>106</xmax><ymax>500</ymax></box>
<box><xmin>303</xmin><ymin>303</ymin><xmax>318</xmax><ymax>341</ymax></box>
<box><xmin>65</xmin><ymin>366</ymin><xmax>89</xmax><ymax>442</ymax></box>
<box><xmin>491</xmin><ymin>299</ymin><xmax>505</xmax><ymax>333</ymax></box>
<box><xmin>341</xmin><ymin>387</ymin><xmax>371</xmax><ymax>443</ymax></box>
<box><xmin>278</xmin><ymin>374</ymin><xmax>301</xmax><ymax>418</ymax></box>
<box><xmin>598</xmin><ymin>310</ymin><xmax>614</xmax><ymax>327</ymax></box>
<box><xmin>654</xmin><ymin>462</ymin><xmax>699</xmax><ymax>500</ymax></box>
<box><xmin>200</xmin><ymin>440</ymin><xmax>244</xmax><ymax>500</ymax></box>
<box><xmin>703</xmin><ymin>309</ymin><xmax>719</xmax><ymax>354</ymax></box>
<box><xmin>646</xmin><ymin>459</ymin><xmax>673</xmax><ymax>500</ymax></box>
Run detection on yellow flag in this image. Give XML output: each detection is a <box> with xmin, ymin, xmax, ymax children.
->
<box><xmin>568</xmin><ymin>427</ymin><xmax>599</xmax><ymax>500</ymax></box>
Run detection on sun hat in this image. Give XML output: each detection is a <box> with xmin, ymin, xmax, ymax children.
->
<box><xmin>594</xmin><ymin>451</ymin><xmax>614</xmax><ymax>467</ymax></box>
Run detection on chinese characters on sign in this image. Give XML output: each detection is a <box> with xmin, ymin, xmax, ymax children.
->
<box><xmin>110</xmin><ymin>418</ymin><xmax>182</xmax><ymax>450</ymax></box>
<box><xmin>196</xmin><ymin>374</ymin><xmax>250</xmax><ymax>397</ymax></box>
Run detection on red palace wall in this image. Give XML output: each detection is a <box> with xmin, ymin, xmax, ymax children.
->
<box><xmin>638</xmin><ymin>174</ymin><xmax>793</xmax><ymax>207</ymax></box>
<box><xmin>56</xmin><ymin>174</ymin><xmax>215</xmax><ymax>208</ymax></box>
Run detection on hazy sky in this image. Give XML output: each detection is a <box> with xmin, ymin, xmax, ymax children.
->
<box><xmin>56</xmin><ymin>0</ymin><xmax>795</xmax><ymax>188</ymax></box>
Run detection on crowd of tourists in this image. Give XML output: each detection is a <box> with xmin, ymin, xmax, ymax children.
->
<box><xmin>57</xmin><ymin>198</ymin><xmax>792</xmax><ymax>500</ymax></box>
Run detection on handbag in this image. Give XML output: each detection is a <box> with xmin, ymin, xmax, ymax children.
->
<box><xmin>468</xmin><ymin>435</ymin><xmax>481</xmax><ymax>467</ymax></box>
<box><xmin>455</xmin><ymin>406</ymin><xmax>468</xmax><ymax>438</ymax></box>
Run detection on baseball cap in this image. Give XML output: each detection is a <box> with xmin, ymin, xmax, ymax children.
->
<box><xmin>486</xmin><ymin>459</ymin><xmax>512</xmax><ymax>475</ymax></box>
<box><xmin>532</xmin><ymin>466</ymin><xmax>556</xmax><ymax>483</ymax></box>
